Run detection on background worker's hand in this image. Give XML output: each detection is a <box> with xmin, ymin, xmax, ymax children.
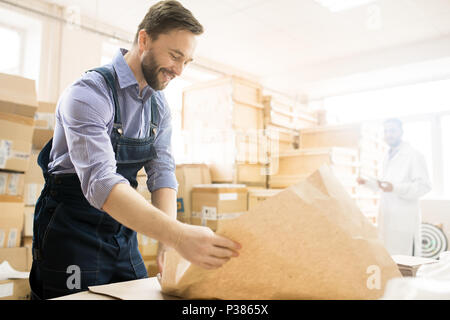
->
<box><xmin>356</xmin><ymin>176</ymin><xmax>366</xmax><ymax>185</ymax></box>
<box><xmin>378</xmin><ymin>180</ymin><xmax>394</xmax><ymax>192</ymax></box>
<box><xmin>174</xmin><ymin>223</ymin><xmax>241</xmax><ymax>270</ymax></box>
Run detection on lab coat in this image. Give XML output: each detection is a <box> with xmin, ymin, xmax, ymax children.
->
<box><xmin>364</xmin><ymin>141</ymin><xmax>431</xmax><ymax>256</ymax></box>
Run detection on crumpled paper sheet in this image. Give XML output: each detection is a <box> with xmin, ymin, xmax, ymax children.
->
<box><xmin>161</xmin><ymin>165</ymin><xmax>402</xmax><ymax>299</ymax></box>
<box><xmin>382</xmin><ymin>251</ymin><xmax>450</xmax><ymax>299</ymax></box>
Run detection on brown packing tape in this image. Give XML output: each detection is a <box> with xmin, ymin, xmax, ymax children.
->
<box><xmin>161</xmin><ymin>165</ymin><xmax>401</xmax><ymax>299</ymax></box>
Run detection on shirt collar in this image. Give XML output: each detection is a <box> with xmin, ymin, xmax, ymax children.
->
<box><xmin>112</xmin><ymin>48</ymin><xmax>155</xmax><ymax>96</ymax></box>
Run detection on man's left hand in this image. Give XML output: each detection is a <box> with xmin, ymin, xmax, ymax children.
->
<box><xmin>378</xmin><ymin>180</ymin><xmax>393</xmax><ymax>192</ymax></box>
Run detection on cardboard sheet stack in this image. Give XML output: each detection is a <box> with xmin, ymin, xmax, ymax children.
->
<box><xmin>0</xmin><ymin>72</ymin><xmax>40</xmax><ymax>299</ymax></box>
<box><xmin>161</xmin><ymin>166</ymin><xmax>402</xmax><ymax>299</ymax></box>
<box><xmin>268</xmin><ymin>123</ymin><xmax>386</xmax><ymax>225</ymax></box>
<box><xmin>391</xmin><ymin>255</ymin><xmax>438</xmax><ymax>277</ymax></box>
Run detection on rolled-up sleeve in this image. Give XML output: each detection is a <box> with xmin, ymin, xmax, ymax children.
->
<box><xmin>59</xmin><ymin>78</ymin><xmax>130</xmax><ymax>210</ymax></box>
<box><xmin>145</xmin><ymin>94</ymin><xmax>178</xmax><ymax>193</ymax></box>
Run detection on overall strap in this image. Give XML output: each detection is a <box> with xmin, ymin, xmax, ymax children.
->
<box><xmin>148</xmin><ymin>93</ymin><xmax>160</xmax><ymax>137</ymax></box>
<box><xmin>87</xmin><ymin>67</ymin><xmax>122</xmax><ymax>127</ymax></box>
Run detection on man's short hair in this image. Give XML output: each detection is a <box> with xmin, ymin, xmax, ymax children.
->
<box><xmin>384</xmin><ymin>118</ymin><xmax>403</xmax><ymax>130</ymax></box>
<box><xmin>134</xmin><ymin>0</ymin><xmax>204</xmax><ymax>44</ymax></box>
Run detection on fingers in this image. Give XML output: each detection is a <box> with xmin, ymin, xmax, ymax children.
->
<box><xmin>213</xmin><ymin>234</ymin><xmax>242</xmax><ymax>251</ymax></box>
<box><xmin>210</xmin><ymin>246</ymin><xmax>239</xmax><ymax>259</ymax></box>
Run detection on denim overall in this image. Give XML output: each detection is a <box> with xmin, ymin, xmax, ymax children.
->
<box><xmin>29</xmin><ymin>67</ymin><xmax>159</xmax><ymax>300</ymax></box>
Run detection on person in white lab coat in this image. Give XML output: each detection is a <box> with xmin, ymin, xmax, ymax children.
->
<box><xmin>357</xmin><ymin>118</ymin><xmax>431</xmax><ymax>256</ymax></box>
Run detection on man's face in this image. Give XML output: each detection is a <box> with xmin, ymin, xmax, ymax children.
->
<box><xmin>384</xmin><ymin>122</ymin><xmax>403</xmax><ymax>148</ymax></box>
<box><xmin>139</xmin><ymin>29</ymin><xmax>196</xmax><ymax>90</ymax></box>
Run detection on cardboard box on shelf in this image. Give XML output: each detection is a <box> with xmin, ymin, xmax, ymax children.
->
<box><xmin>0</xmin><ymin>171</ymin><xmax>25</xmax><ymax>197</ymax></box>
<box><xmin>0</xmin><ymin>246</ymin><xmax>32</xmax><ymax>272</ymax></box>
<box><xmin>268</xmin><ymin>147</ymin><xmax>358</xmax><ymax>189</ymax></box>
<box><xmin>146</xmin><ymin>260</ymin><xmax>159</xmax><ymax>278</ymax></box>
<box><xmin>32</xmin><ymin>101</ymin><xmax>56</xmax><ymax>150</ymax></box>
<box><xmin>262</xmin><ymin>95</ymin><xmax>317</xmax><ymax>131</ymax></box>
<box><xmin>391</xmin><ymin>255</ymin><xmax>438</xmax><ymax>277</ymax></box>
<box><xmin>248</xmin><ymin>188</ymin><xmax>282</xmax><ymax>210</ymax></box>
<box><xmin>34</xmin><ymin>101</ymin><xmax>56</xmax><ymax>130</ymax></box>
<box><xmin>22</xmin><ymin>236</ymin><xmax>32</xmax><ymax>248</ymax></box>
<box><xmin>175</xmin><ymin>164</ymin><xmax>211</xmax><ymax>223</ymax></box>
<box><xmin>24</xmin><ymin>150</ymin><xmax>45</xmax><ymax>206</ymax></box>
<box><xmin>191</xmin><ymin>184</ymin><xmax>248</xmax><ymax>232</ymax></box>
<box><xmin>23</xmin><ymin>206</ymin><xmax>34</xmax><ymax>237</ymax></box>
<box><xmin>136</xmin><ymin>175</ymin><xmax>151</xmax><ymax>202</ymax></box>
<box><xmin>137</xmin><ymin>233</ymin><xmax>158</xmax><ymax>259</ymax></box>
<box><xmin>0</xmin><ymin>73</ymin><xmax>38</xmax><ymax>172</ymax></box>
<box><xmin>0</xmin><ymin>73</ymin><xmax>38</xmax><ymax>118</ymax></box>
<box><xmin>0</xmin><ymin>199</ymin><xmax>24</xmax><ymax>248</ymax></box>
<box><xmin>0</xmin><ymin>279</ymin><xmax>31</xmax><ymax>300</ymax></box>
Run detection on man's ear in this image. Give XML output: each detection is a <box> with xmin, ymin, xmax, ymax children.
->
<box><xmin>138</xmin><ymin>30</ymin><xmax>151</xmax><ymax>53</ymax></box>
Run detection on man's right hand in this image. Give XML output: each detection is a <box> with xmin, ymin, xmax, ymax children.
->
<box><xmin>173</xmin><ymin>223</ymin><xmax>241</xmax><ymax>270</ymax></box>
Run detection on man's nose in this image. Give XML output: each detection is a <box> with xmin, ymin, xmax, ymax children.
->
<box><xmin>173</xmin><ymin>61</ymin><xmax>184</xmax><ymax>77</ymax></box>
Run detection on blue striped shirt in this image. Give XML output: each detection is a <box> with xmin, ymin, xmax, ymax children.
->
<box><xmin>48</xmin><ymin>48</ymin><xmax>178</xmax><ymax>210</ymax></box>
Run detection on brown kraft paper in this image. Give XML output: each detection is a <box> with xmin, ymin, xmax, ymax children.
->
<box><xmin>161</xmin><ymin>165</ymin><xmax>402</xmax><ymax>299</ymax></box>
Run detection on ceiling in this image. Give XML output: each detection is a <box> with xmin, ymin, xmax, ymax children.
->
<box><xmin>41</xmin><ymin>0</ymin><xmax>450</xmax><ymax>101</ymax></box>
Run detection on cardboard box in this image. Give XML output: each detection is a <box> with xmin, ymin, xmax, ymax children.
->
<box><xmin>175</xmin><ymin>164</ymin><xmax>211</xmax><ymax>223</ymax></box>
<box><xmin>0</xmin><ymin>73</ymin><xmax>38</xmax><ymax>118</ymax></box>
<box><xmin>0</xmin><ymin>279</ymin><xmax>31</xmax><ymax>300</ymax></box>
<box><xmin>391</xmin><ymin>255</ymin><xmax>438</xmax><ymax>277</ymax></box>
<box><xmin>0</xmin><ymin>199</ymin><xmax>24</xmax><ymax>248</ymax></box>
<box><xmin>0</xmin><ymin>73</ymin><xmax>37</xmax><ymax>172</ymax></box>
<box><xmin>0</xmin><ymin>171</ymin><xmax>25</xmax><ymax>197</ymax></box>
<box><xmin>32</xmin><ymin>101</ymin><xmax>55</xmax><ymax>150</ymax></box>
<box><xmin>23</xmin><ymin>206</ymin><xmax>34</xmax><ymax>237</ymax></box>
<box><xmin>191</xmin><ymin>184</ymin><xmax>248</xmax><ymax>231</ymax></box>
<box><xmin>0</xmin><ymin>246</ymin><xmax>32</xmax><ymax>271</ymax></box>
<box><xmin>24</xmin><ymin>150</ymin><xmax>45</xmax><ymax>206</ymax></box>
<box><xmin>22</xmin><ymin>236</ymin><xmax>32</xmax><ymax>248</ymax></box>
<box><xmin>248</xmin><ymin>188</ymin><xmax>282</xmax><ymax>210</ymax></box>
<box><xmin>136</xmin><ymin>175</ymin><xmax>152</xmax><ymax>201</ymax></box>
<box><xmin>0</xmin><ymin>114</ymin><xmax>35</xmax><ymax>172</ymax></box>
<box><xmin>146</xmin><ymin>260</ymin><xmax>159</xmax><ymax>278</ymax></box>
<box><xmin>137</xmin><ymin>233</ymin><xmax>158</xmax><ymax>259</ymax></box>
<box><xmin>268</xmin><ymin>147</ymin><xmax>358</xmax><ymax>188</ymax></box>
<box><xmin>34</xmin><ymin>101</ymin><xmax>56</xmax><ymax>130</ymax></box>
<box><xmin>262</xmin><ymin>95</ymin><xmax>317</xmax><ymax>131</ymax></box>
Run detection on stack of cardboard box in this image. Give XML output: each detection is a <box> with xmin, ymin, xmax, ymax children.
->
<box><xmin>267</xmin><ymin>123</ymin><xmax>386</xmax><ymax>225</ymax></box>
<box><xmin>182</xmin><ymin>76</ymin><xmax>267</xmax><ymax>187</ymax></box>
<box><xmin>0</xmin><ymin>72</ymin><xmax>40</xmax><ymax>299</ymax></box>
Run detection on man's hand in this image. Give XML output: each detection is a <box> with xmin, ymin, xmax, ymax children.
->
<box><xmin>174</xmin><ymin>223</ymin><xmax>241</xmax><ymax>270</ymax></box>
<box><xmin>378</xmin><ymin>180</ymin><xmax>394</xmax><ymax>192</ymax></box>
<box><xmin>356</xmin><ymin>176</ymin><xmax>366</xmax><ymax>185</ymax></box>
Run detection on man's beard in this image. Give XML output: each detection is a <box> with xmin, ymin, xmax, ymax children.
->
<box><xmin>141</xmin><ymin>51</ymin><xmax>170</xmax><ymax>91</ymax></box>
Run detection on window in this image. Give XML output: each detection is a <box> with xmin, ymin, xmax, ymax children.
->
<box><xmin>0</xmin><ymin>25</ymin><xmax>23</xmax><ymax>75</ymax></box>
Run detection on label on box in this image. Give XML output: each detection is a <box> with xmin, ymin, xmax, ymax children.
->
<box><xmin>10</xmin><ymin>151</ymin><xmax>29</xmax><ymax>161</ymax></box>
<box><xmin>27</xmin><ymin>184</ymin><xmax>38</xmax><ymax>205</ymax></box>
<box><xmin>0</xmin><ymin>282</ymin><xmax>13</xmax><ymax>298</ymax></box>
<box><xmin>0</xmin><ymin>140</ymin><xmax>12</xmax><ymax>169</ymax></box>
<box><xmin>7</xmin><ymin>229</ymin><xmax>18</xmax><ymax>248</ymax></box>
<box><xmin>201</xmin><ymin>206</ymin><xmax>217</xmax><ymax>220</ymax></box>
<box><xmin>0</xmin><ymin>229</ymin><xmax>5</xmax><ymax>248</ymax></box>
<box><xmin>7</xmin><ymin>174</ymin><xmax>19</xmax><ymax>196</ymax></box>
<box><xmin>0</xmin><ymin>173</ymin><xmax>6</xmax><ymax>195</ymax></box>
<box><xmin>219</xmin><ymin>193</ymin><xmax>238</xmax><ymax>201</ymax></box>
<box><xmin>35</xmin><ymin>112</ymin><xmax>55</xmax><ymax>130</ymax></box>
<box><xmin>177</xmin><ymin>198</ymin><xmax>184</xmax><ymax>213</ymax></box>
